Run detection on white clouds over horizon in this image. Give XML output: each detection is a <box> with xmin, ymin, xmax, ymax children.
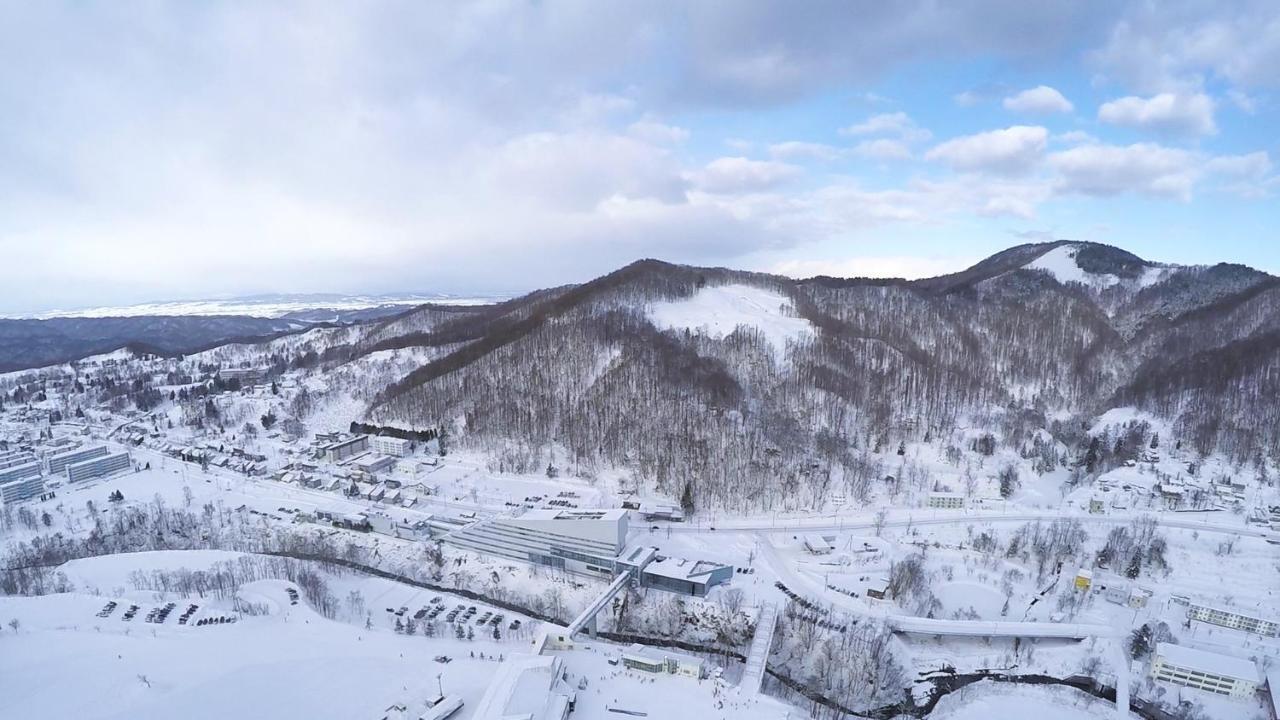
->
<box><xmin>0</xmin><ymin>1</ymin><xmax>1274</xmax><ymax>312</ymax></box>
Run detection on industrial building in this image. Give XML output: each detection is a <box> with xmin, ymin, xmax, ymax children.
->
<box><xmin>470</xmin><ymin>653</ymin><xmax>574</xmax><ymax>720</ymax></box>
<box><xmin>319</xmin><ymin>434</ymin><xmax>369</xmax><ymax>462</ymax></box>
<box><xmin>0</xmin><ymin>475</ymin><xmax>44</xmax><ymax>504</ymax></box>
<box><xmin>219</xmin><ymin>367</ymin><xmax>264</xmax><ymax>384</ymax></box>
<box><xmin>1187</xmin><ymin>603</ymin><xmax>1279</xmax><ymax>637</ymax></box>
<box><xmin>927</xmin><ymin>492</ymin><xmax>965</xmax><ymax>509</ymax></box>
<box><xmin>444</xmin><ymin>508</ymin><xmax>628</xmax><ymax>578</ymax></box>
<box><xmin>373</xmin><ymin>435</ymin><xmax>411</xmax><ymax>457</ymax></box>
<box><xmin>45</xmin><ymin>445</ymin><xmax>108</xmax><ymax>475</ymax></box>
<box><xmin>1151</xmin><ymin>642</ymin><xmax>1260</xmax><ymax>697</ymax></box>
<box><xmin>66</xmin><ymin>451</ymin><xmax>131</xmax><ymax>483</ymax></box>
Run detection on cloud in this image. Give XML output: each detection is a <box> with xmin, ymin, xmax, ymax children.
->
<box><xmin>840</xmin><ymin>112</ymin><xmax>931</xmax><ymax>142</ymax></box>
<box><xmin>925</xmin><ymin>126</ymin><xmax>1048</xmax><ymax>174</ymax></box>
<box><xmin>627</xmin><ymin>117</ymin><xmax>690</xmax><ymax>144</ymax></box>
<box><xmin>1098</xmin><ymin>92</ymin><xmax>1217</xmax><ymax>135</ymax></box>
<box><xmin>1090</xmin><ymin>1</ymin><xmax>1280</xmax><ymax>93</ymax></box>
<box><xmin>690</xmin><ymin>157</ymin><xmax>801</xmax><ymax>194</ymax></box>
<box><xmin>771</xmin><ymin>254</ymin><xmax>977</xmax><ymax>280</ymax></box>
<box><xmin>1048</xmin><ymin>142</ymin><xmax>1200</xmax><ymax>199</ymax></box>
<box><xmin>1205</xmin><ymin>151</ymin><xmax>1272</xmax><ymax>180</ymax></box>
<box><xmin>1003</xmin><ymin>85</ymin><xmax>1074</xmax><ymax>114</ymax></box>
<box><xmin>768</xmin><ymin>141</ymin><xmax>843</xmax><ymax>161</ymax></box>
<box><xmin>853</xmin><ymin>138</ymin><xmax>912</xmax><ymax>160</ymax></box>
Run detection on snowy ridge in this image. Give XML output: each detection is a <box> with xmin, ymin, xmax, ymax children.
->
<box><xmin>22</xmin><ymin>293</ymin><xmax>504</xmax><ymax>320</ymax></box>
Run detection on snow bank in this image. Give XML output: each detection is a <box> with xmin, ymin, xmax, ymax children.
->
<box><xmin>646</xmin><ymin>284</ymin><xmax>812</xmax><ymax>362</ymax></box>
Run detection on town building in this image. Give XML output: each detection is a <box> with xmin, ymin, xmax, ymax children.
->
<box><xmin>0</xmin><ymin>451</ymin><xmax>36</xmax><ymax>471</ymax></box>
<box><xmin>639</xmin><ymin>557</ymin><xmax>734</xmax><ymax>597</ymax></box>
<box><xmin>354</xmin><ymin>454</ymin><xmax>396</xmax><ymax>475</ymax></box>
<box><xmin>373</xmin><ymin>435</ymin><xmax>412</xmax><ymax>457</ymax></box>
<box><xmin>1088</xmin><ymin>496</ymin><xmax>1106</xmax><ymax>514</ymax></box>
<box><xmin>444</xmin><ymin>508</ymin><xmax>628</xmax><ymax>578</ymax></box>
<box><xmin>620</xmin><ymin>643</ymin><xmax>705</xmax><ymax>679</ymax></box>
<box><xmin>0</xmin><ymin>475</ymin><xmax>45</xmax><ymax>504</ymax></box>
<box><xmin>45</xmin><ymin>445</ymin><xmax>108</xmax><ymax>475</ymax></box>
<box><xmin>219</xmin><ymin>367</ymin><xmax>264</xmax><ymax>384</ymax></box>
<box><xmin>66</xmin><ymin>451</ymin><xmax>131</xmax><ymax>483</ymax></box>
<box><xmin>1074</xmin><ymin>568</ymin><xmax>1093</xmax><ymax>591</ymax></box>
<box><xmin>0</xmin><ymin>460</ymin><xmax>41</xmax><ymax>485</ymax></box>
<box><xmin>1187</xmin><ymin>603</ymin><xmax>1279</xmax><ymax>637</ymax></box>
<box><xmin>639</xmin><ymin>502</ymin><xmax>684</xmax><ymax>522</ymax></box>
<box><xmin>470</xmin><ymin>653</ymin><xmax>574</xmax><ymax>720</ymax></box>
<box><xmin>802</xmin><ymin>534</ymin><xmax>834</xmax><ymax>554</ymax></box>
<box><xmin>320</xmin><ymin>434</ymin><xmax>369</xmax><ymax>462</ymax></box>
<box><xmin>927</xmin><ymin>492</ymin><xmax>965</xmax><ymax>510</ymax></box>
<box><xmin>1150</xmin><ymin>642</ymin><xmax>1260</xmax><ymax>698</ymax></box>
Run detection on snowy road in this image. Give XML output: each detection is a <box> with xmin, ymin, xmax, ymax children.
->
<box><xmin>659</xmin><ymin>509</ymin><xmax>1274</xmax><ymax>541</ymax></box>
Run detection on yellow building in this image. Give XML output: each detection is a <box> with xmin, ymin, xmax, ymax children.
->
<box><xmin>1074</xmin><ymin>568</ymin><xmax>1093</xmax><ymax>591</ymax></box>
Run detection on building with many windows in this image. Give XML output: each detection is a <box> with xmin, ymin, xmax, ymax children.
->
<box><xmin>0</xmin><ymin>474</ymin><xmax>44</xmax><ymax>504</ymax></box>
<box><xmin>0</xmin><ymin>460</ymin><xmax>41</xmax><ymax>485</ymax></box>
<box><xmin>45</xmin><ymin>445</ymin><xmax>108</xmax><ymax>475</ymax></box>
<box><xmin>66</xmin><ymin>451</ymin><xmax>131</xmax><ymax>483</ymax></box>
<box><xmin>620</xmin><ymin>644</ymin><xmax>705</xmax><ymax>679</ymax></box>
<box><xmin>373</xmin><ymin>435</ymin><xmax>411</xmax><ymax>457</ymax></box>
<box><xmin>320</xmin><ymin>435</ymin><xmax>369</xmax><ymax>462</ymax></box>
<box><xmin>1187</xmin><ymin>603</ymin><xmax>1279</xmax><ymax>637</ymax></box>
<box><xmin>0</xmin><ymin>450</ymin><xmax>36</xmax><ymax>471</ymax></box>
<box><xmin>927</xmin><ymin>492</ymin><xmax>965</xmax><ymax>509</ymax></box>
<box><xmin>444</xmin><ymin>508</ymin><xmax>629</xmax><ymax>578</ymax></box>
<box><xmin>1151</xmin><ymin>643</ymin><xmax>1260</xmax><ymax>697</ymax></box>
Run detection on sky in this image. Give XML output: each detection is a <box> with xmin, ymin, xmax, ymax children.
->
<box><xmin>0</xmin><ymin>1</ymin><xmax>1277</xmax><ymax>315</ymax></box>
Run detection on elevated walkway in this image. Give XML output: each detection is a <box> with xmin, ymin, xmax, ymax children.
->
<box><xmin>566</xmin><ymin>569</ymin><xmax>634</xmax><ymax>637</ymax></box>
<box><xmin>740</xmin><ymin>601</ymin><xmax>777</xmax><ymax>694</ymax></box>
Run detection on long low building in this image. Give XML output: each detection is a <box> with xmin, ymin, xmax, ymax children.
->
<box><xmin>0</xmin><ymin>451</ymin><xmax>36</xmax><ymax>471</ymax></box>
<box><xmin>444</xmin><ymin>508</ymin><xmax>628</xmax><ymax>579</ymax></box>
<box><xmin>66</xmin><ymin>451</ymin><xmax>131</xmax><ymax>483</ymax></box>
<box><xmin>0</xmin><ymin>461</ymin><xmax>41</xmax><ymax>485</ymax></box>
<box><xmin>1151</xmin><ymin>642</ymin><xmax>1260</xmax><ymax>698</ymax></box>
<box><xmin>46</xmin><ymin>445</ymin><xmax>108</xmax><ymax>475</ymax></box>
<box><xmin>1187</xmin><ymin>603</ymin><xmax>1279</xmax><ymax>637</ymax></box>
<box><xmin>0</xmin><ymin>475</ymin><xmax>44</xmax><ymax>504</ymax></box>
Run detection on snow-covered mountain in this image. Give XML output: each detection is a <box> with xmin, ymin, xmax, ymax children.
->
<box><xmin>22</xmin><ymin>292</ymin><xmax>503</xmax><ymax>320</ymax></box>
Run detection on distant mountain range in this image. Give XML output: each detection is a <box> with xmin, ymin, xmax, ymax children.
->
<box><xmin>18</xmin><ymin>292</ymin><xmax>505</xmax><ymax>320</ymax></box>
<box><xmin>0</xmin><ymin>292</ymin><xmax>506</xmax><ymax>372</ymax></box>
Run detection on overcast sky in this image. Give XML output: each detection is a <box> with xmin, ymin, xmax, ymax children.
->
<box><xmin>1</xmin><ymin>1</ymin><xmax>1277</xmax><ymax>314</ymax></box>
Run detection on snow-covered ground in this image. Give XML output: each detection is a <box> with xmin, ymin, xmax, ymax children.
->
<box><xmin>0</xmin><ymin>550</ymin><xmax>799</xmax><ymax>720</ymax></box>
<box><xmin>646</xmin><ymin>283</ymin><xmax>812</xmax><ymax>363</ymax></box>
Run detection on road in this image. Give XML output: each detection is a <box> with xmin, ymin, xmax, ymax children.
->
<box><xmin>657</xmin><ymin>508</ymin><xmax>1274</xmax><ymax>541</ymax></box>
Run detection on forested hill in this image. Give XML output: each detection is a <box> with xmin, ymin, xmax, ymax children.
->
<box><xmin>347</xmin><ymin>240</ymin><xmax>1278</xmax><ymax>511</ymax></box>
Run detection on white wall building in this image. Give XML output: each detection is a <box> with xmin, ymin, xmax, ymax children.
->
<box><xmin>66</xmin><ymin>451</ymin><xmax>131</xmax><ymax>483</ymax></box>
<box><xmin>373</xmin><ymin>435</ymin><xmax>411</xmax><ymax>457</ymax></box>
<box><xmin>0</xmin><ymin>475</ymin><xmax>44</xmax><ymax>504</ymax></box>
<box><xmin>927</xmin><ymin>492</ymin><xmax>965</xmax><ymax>509</ymax></box>
<box><xmin>1187</xmin><ymin>603</ymin><xmax>1279</xmax><ymax>637</ymax></box>
<box><xmin>45</xmin><ymin>445</ymin><xmax>107</xmax><ymax>475</ymax></box>
<box><xmin>1151</xmin><ymin>643</ymin><xmax>1260</xmax><ymax>698</ymax></box>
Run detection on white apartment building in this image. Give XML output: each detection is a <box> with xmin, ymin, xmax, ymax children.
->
<box><xmin>1187</xmin><ymin>604</ymin><xmax>1279</xmax><ymax>637</ymax></box>
<box><xmin>927</xmin><ymin>492</ymin><xmax>965</xmax><ymax>509</ymax></box>
<box><xmin>0</xmin><ymin>475</ymin><xmax>44</xmax><ymax>504</ymax></box>
<box><xmin>1151</xmin><ymin>643</ymin><xmax>1260</xmax><ymax>698</ymax></box>
<box><xmin>66</xmin><ymin>451</ymin><xmax>131</xmax><ymax>483</ymax></box>
<box><xmin>45</xmin><ymin>445</ymin><xmax>107</xmax><ymax>475</ymax></box>
<box><xmin>373</xmin><ymin>435</ymin><xmax>411</xmax><ymax>457</ymax></box>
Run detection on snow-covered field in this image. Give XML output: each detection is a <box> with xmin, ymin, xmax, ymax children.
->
<box><xmin>0</xmin><ymin>550</ymin><xmax>798</xmax><ymax>720</ymax></box>
<box><xmin>647</xmin><ymin>283</ymin><xmax>812</xmax><ymax>362</ymax></box>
